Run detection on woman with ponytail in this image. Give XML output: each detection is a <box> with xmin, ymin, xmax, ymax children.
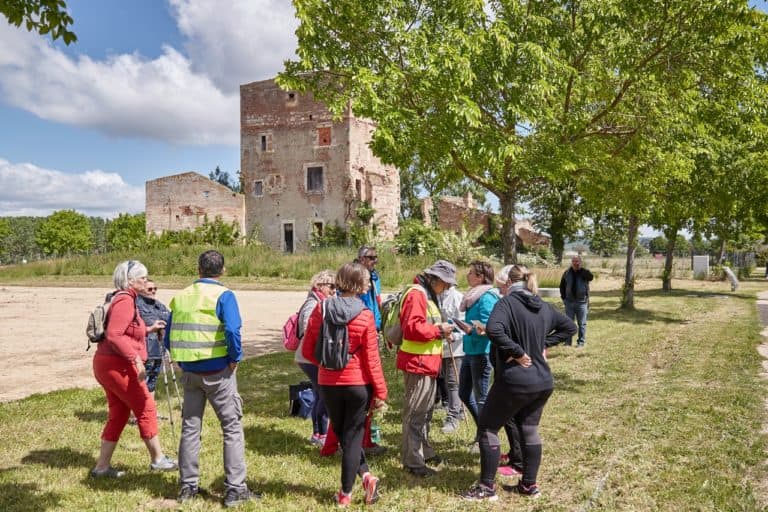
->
<box><xmin>461</xmin><ymin>265</ymin><xmax>575</xmax><ymax>502</ymax></box>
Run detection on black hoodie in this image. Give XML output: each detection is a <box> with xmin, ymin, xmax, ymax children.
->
<box><xmin>486</xmin><ymin>289</ymin><xmax>576</xmax><ymax>393</ymax></box>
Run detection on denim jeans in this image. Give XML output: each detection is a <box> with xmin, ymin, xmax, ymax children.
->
<box><xmin>564</xmin><ymin>299</ymin><xmax>588</xmax><ymax>346</ymax></box>
<box><xmin>459</xmin><ymin>354</ymin><xmax>491</xmax><ymax>428</ymax></box>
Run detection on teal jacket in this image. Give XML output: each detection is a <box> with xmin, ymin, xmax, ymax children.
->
<box><xmin>462</xmin><ymin>289</ymin><xmax>501</xmax><ymax>355</ymax></box>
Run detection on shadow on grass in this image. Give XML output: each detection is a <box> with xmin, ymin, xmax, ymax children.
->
<box><xmin>74</xmin><ymin>409</ymin><xmax>106</xmax><ymax>423</ymax></box>
<box><xmin>0</xmin><ymin>476</ymin><xmax>62</xmax><ymax>512</ymax></box>
<box><xmin>21</xmin><ymin>448</ymin><xmax>93</xmax><ymax>469</ymax></box>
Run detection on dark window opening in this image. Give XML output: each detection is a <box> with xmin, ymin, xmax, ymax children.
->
<box><xmin>307</xmin><ymin>166</ymin><xmax>324</xmax><ymax>192</ymax></box>
<box><xmin>253</xmin><ymin>180</ymin><xmax>263</xmax><ymax>197</ymax></box>
<box><xmin>355</xmin><ymin>179</ymin><xmax>362</xmax><ymax>198</ymax></box>
<box><xmin>283</xmin><ymin>223</ymin><xmax>294</xmax><ymax>253</ymax></box>
<box><xmin>309</xmin><ymin>114</ymin><xmax>313</xmax><ymax>120</ymax></box>
<box><xmin>261</xmin><ymin>135</ymin><xmax>267</xmax><ymax>151</ymax></box>
<box><xmin>288</xmin><ymin>92</ymin><xmax>295</xmax><ymax>100</ymax></box>
<box><xmin>313</xmin><ymin>222</ymin><xmax>323</xmax><ymax>238</ymax></box>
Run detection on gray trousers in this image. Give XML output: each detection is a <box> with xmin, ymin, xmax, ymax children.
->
<box><xmin>442</xmin><ymin>355</ymin><xmax>463</xmax><ymax>421</ymax></box>
<box><xmin>179</xmin><ymin>366</ymin><xmax>247</xmax><ymax>492</ymax></box>
<box><xmin>401</xmin><ymin>372</ymin><xmax>436</xmax><ymax>470</ymax></box>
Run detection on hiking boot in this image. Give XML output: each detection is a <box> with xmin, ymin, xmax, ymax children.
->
<box><xmin>177</xmin><ymin>485</ymin><xmax>199</xmax><ymax>503</ymax></box>
<box><xmin>89</xmin><ymin>466</ymin><xmax>125</xmax><ymax>478</ymax></box>
<box><xmin>362</xmin><ymin>473</ymin><xmax>380</xmax><ymax>505</ymax></box>
<box><xmin>441</xmin><ymin>418</ymin><xmax>459</xmax><ymax>434</ymax></box>
<box><xmin>498</xmin><ymin>465</ymin><xmax>522</xmax><ymax>478</ymax></box>
<box><xmin>149</xmin><ymin>455</ymin><xmax>178</xmax><ymax>472</ymax></box>
<box><xmin>224</xmin><ymin>488</ymin><xmax>261</xmax><ymax>508</ymax></box>
<box><xmin>503</xmin><ymin>481</ymin><xmax>541</xmax><ymax>499</ymax></box>
<box><xmin>363</xmin><ymin>444</ymin><xmax>387</xmax><ymax>456</ymax></box>
<box><xmin>335</xmin><ymin>490</ymin><xmax>351</xmax><ymax>508</ymax></box>
<box><xmin>406</xmin><ymin>466</ymin><xmax>436</xmax><ymax>477</ymax></box>
<box><xmin>309</xmin><ymin>433</ymin><xmax>327</xmax><ymax>446</ymax></box>
<box><xmin>461</xmin><ymin>482</ymin><xmax>498</xmax><ymax>502</ymax></box>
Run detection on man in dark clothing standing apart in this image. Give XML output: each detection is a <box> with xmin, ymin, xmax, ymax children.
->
<box><xmin>559</xmin><ymin>256</ymin><xmax>594</xmax><ymax>347</ymax></box>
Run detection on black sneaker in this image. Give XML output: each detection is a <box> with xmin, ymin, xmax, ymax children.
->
<box><xmin>462</xmin><ymin>482</ymin><xmax>498</xmax><ymax>502</ymax></box>
<box><xmin>503</xmin><ymin>481</ymin><xmax>541</xmax><ymax>499</ymax></box>
<box><xmin>177</xmin><ymin>485</ymin><xmax>199</xmax><ymax>503</ymax></box>
<box><xmin>223</xmin><ymin>488</ymin><xmax>261</xmax><ymax>508</ymax></box>
<box><xmin>425</xmin><ymin>454</ymin><xmax>443</xmax><ymax>466</ymax></box>
<box><xmin>406</xmin><ymin>466</ymin><xmax>436</xmax><ymax>477</ymax></box>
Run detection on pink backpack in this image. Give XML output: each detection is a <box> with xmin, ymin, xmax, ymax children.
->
<box><xmin>282</xmin><ymin>312</ymin><xmax>301</xmax><ymax>351</ymax></box>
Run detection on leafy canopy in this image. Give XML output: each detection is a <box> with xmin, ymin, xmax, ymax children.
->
<box><xmin>0</xmin><ymin>0</ymin><xmax>76</xmax><ymax>43</ymax></box>
<box><xmin>35</xmin><ymin>209</ymin><xmax>92</xmax><ymax>256</ymax></box>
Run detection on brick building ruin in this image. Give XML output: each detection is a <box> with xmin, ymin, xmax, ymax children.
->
<box><xmin>145</xmin><ymin>172</ymin><xmax>245</xmax><ymax>236</ymax></box>
<box><xmin>239</xmin><ymin>79</ymin><xmax>400</xmax><ymax>252</ymax></box>
<box><xmin>422</xmin><ymin>193</ymin><xmax>550</xmax><ymax>250</ymax></box>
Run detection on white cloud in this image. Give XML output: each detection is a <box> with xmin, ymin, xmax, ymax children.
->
<box><xmin>0</xmin><ymin>0</ymin><xmax>298</xmax><ymax>145</ymax></box>
<box><xmin>169</xmin><ymin>0</ymin><xmax>298</xmax><ymax>93</ymax></box>
<box><xmin>0</xmin><ymin>158</ymin><xmax>144</xmax><ymax>218</ymax></box>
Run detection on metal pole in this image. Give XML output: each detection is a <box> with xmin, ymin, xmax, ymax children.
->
<box><xmin>159</xmin><ymin>356</ymin><xmax>177</xmax><ymax>451</ymax></box>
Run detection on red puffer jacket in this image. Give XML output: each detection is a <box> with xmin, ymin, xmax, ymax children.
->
<box><xmin>302</xmin><ymin>302</ymin><xmax>387</xmax><ymax>402</ymax></box>
<box><xmin>96</xmin><ymin>287</ymin><xmax>147</xmax><ymax>362</ymax></box>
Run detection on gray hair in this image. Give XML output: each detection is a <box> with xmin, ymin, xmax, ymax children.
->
<box><xmin>113</xmin><ymin>260</ymin><xmax>148</xmax><ymax>290</ymax></box>
<box><xmin>310</xmin><ymin>269</ymin><xmax>336</xmax><ymax>289</ymax></box>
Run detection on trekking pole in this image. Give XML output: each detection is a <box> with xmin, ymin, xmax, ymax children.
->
<box><xmin>159</xmin><ymin>357</ymin><xmax>178</xmax><ymax>451</ymax></box>
<box><xmin>164</xmin><ymin>348</ymin><xmax>183</xmax><ymax>411</ymax></box>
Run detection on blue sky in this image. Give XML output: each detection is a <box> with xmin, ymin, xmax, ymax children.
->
<box><xmin>0</xmin><ymin>1</ymin><xmax>765</xmax><ymax>219</ymax></box>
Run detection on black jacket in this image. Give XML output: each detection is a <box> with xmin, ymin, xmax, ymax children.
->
<box><xmin>559</xmin><ymin>267</ymin><xmax>594</xmax><ymax>302</ymax></box>
<box><xmin>486</xmin><ymin>289</ymin><xmax>576</xmax><ymax>393</ymax></box>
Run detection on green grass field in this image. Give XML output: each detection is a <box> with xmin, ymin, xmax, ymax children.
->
<box><xmin>1</xmin><ymin>276</ymin><xmax>766</xmax><ymax>511</ymax></box>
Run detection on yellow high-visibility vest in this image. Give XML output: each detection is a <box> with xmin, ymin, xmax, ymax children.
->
<box><xmin>399</xmin><ymin>285</ymin><xmax>443</xmax><ymax>356</ymax></box>
<box><xmin>168</xmin><ymin>282</ymin><xmax>228</xmax><ymax>362</ymax></box>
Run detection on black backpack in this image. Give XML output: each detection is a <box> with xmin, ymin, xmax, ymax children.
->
<box><xmin>314</xmin><ymin>300</ymin><xmax>359</xmax><ymax>370</ymax></box>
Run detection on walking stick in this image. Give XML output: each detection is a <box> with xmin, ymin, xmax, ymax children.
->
<box><xmin>163</xmin><ymin>348</ymin><xmax>183</xmax><ymax>411</ymax></box>
<box><xmin>446</xmin><ymin>335</ymin><xmax>470</xmax><ymax>427</ymax></box>
<box><xmin>159</xmin><ymin>356</ymin><xmax>178</xmax><ymax>451</ymax></box>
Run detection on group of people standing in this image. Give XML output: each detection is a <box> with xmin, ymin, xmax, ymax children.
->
<box><xmin>89</xmin><ymin>247</ymin><xmax>593</xmax><ymax>507</ymax></box>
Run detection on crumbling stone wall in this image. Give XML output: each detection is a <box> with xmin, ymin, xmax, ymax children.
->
<box><xmin>240</xmin><ymin>79</ymin><xmax>399</xmax><ymax>252</ymax></box>
<box><xmin>145</xmin><ymin>172</ymin><xmax>245</xmax><ymax>236</ymax></box>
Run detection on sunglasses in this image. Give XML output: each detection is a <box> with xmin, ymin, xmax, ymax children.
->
<box><xmin>319</xmin><ymin>282</ymin><xmax>336</xmax><ymax>288</ymax></box>
<box><xmin>364</xmin><ymin>255</ymin><xmax>378</xmax><ymax>261</ymax></box>
<box><xmin>147</xmin><ymin>287</ymin><xmax>157</xmax><ymax>292</ymax></box>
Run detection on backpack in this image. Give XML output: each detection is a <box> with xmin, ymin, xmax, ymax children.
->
<box><xmin>282</xmin><ymin>313</ymin><xmax>301</xmax><ymax>351</ymax></box>
<box><xmin>283</xmin><ymin>293</ymin><xmax>320</xmax><ymax>351</ymax></box>
<box><xmin>381</xmin><ymin>284</ymin><xmax>428</xmax><ymax>346</ymax></box>
<box><xmin>314</xmin><ymin>299</ymin><xmax>358</xmax><ymax>370</ymax></box>
<box><xmin>86</xmin><ymin>291</ymin><xmax>133</xmax><ymax>351</ymax></box>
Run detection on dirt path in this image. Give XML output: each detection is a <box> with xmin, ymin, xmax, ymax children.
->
<box><xmin>0</xmin><ymin>286</ymin><xmax>306</xmax><ymax>402</ymax></box>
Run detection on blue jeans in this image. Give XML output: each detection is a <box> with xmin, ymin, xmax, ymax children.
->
<box><xmin>298</xmin><ymin>363</ymin><xmax>329</xmax><ymax>435</ymax></box>
<box><xmin>459</xmin><ymin>354</ymin><xmax>491</xmax><ymax>429</ymax></box>
<box><xmin>564</xmin><ymin>299</ymin><xmax>588</xmax><ymax>346</ymax></box>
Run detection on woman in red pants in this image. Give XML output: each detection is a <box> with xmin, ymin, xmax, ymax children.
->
<box><xmin>91</xmin><ymin>260</ymin><xmax>177</xmax><ymax>477</ymax></box>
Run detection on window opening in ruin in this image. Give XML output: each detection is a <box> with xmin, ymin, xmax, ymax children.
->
<box><xmin>309</xmin><ymin>114</ymin><xmax>313</xmax><ymax>120</ymax></box>
<box><xmin>288</xmin><ymin>92</ymin><xmax>295</xmax><ymax>100</ymax></box>
<box><xmin>355</xmin><ymin>179</ymin><xmax>362</xmax><ymax>198</ymax></box>
<box><xmin>318</xmin><ymin>126</ymin><xmax>331</xmax><ymax>146</ymax></box>
<box><xmin>307</xmin><ymin>166</ymin><xmax>324</xmax><ymax>192</ymax></box>
<box><xmin>253</xmin><ymin>180</ymin><xmax>263</xmax><ymax>197</ymax></box>
<box><xmin>261</xmin><ymin>135</ymin><xmax>267</xmax><ymax>151</ymax></box>
<box><xmin>202</xmin><ymin>191</ymin><xmax>210</xmax><ymax>198</ymax></box>
<box><xmin>313</xmin><ymin>222</ymin><xmax>323</xmax><ymax>238</ymax></box>
<box><xmin>283</xmin><ymin>222</ymin><xmax>294</xmax><ymax>253</ymax></box>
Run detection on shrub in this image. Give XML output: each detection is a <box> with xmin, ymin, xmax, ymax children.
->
<box><xmin>394</xmin><ymin>220</ymin><xmax>441</xmax><ymax>256</ymax></box>
<box><xmin>437</xmin><ymin>225</ymin><xmax>484</xmax><ymax>265</ymax></box>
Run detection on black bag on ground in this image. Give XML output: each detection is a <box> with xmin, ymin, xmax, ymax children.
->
<box><xmin>288</xmin><ymin>381</ymin><xmax>314</xmax><ymax>418</ymax></box>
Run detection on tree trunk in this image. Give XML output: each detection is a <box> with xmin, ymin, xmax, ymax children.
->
<box><xmin>499</xmin><ymin>193</ymin><xmax>518</xmax><ymax>264</ymax></box>
<box><xmin>718</xmin><ymin>238</ymin><xmax>727</xmax><ymax>264</ymax></box>
<box><xmin>662</xmin><ymin>226</ymin><xmax>679</xmax><ymax>292</ymax></box>
<box><xmin>621</xmin><ymin>215</ymin><xmax>639</xmax><ymax>309</ymax></box>
<box><xmin>549</xmin><ymin>216</ymin><xmax>566</xmax><ymax>265</ymax></box>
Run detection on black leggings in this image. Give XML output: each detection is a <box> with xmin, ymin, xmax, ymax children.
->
<box><xmin>477</xmin><ymin>384</ymin><xmax>553</xmax><ymax>487</ymax></box>
<box><xmin>320</xmin><ymin>384</ymin><xmax>371</xmax><ymax>493</ymax></box>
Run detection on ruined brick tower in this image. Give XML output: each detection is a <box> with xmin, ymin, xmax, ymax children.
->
<box><xmin>240</xmin><ymin>79</ymin><xmax>400</xmax><ymax>252</ymax></box>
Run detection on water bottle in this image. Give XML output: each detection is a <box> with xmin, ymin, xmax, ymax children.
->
<box><xmin>370</xmin><ymin>417</ymin><xmax>381</xmax><ymax>444</ymax></box>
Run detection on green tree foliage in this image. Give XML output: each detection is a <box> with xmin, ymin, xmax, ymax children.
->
<box><xmin>35</xmin><ymin>209</ymin><xmax>92</xmax><ymax>256</ymax></box>
<box><xmin>1</xmin><ymin>0</ymin><xmax>76</xmax><ymax>43</ymax></box>
<box><xmin>209</xmin><ymin>166</ymin><xmax>242</xmax><ymax>193</ymax></box>
<box><xmin>89</xmin><ymin>217</ymin><xmax>108</xmax><ymax>255</ymax></box>
<box><xmin>584</xmin><ymin>211</ymin><xmax>627</xmax><ymax>257</ymax></box>
<box><xmin>527</xmin><ymin>179</ymin><xmax>584</xmax><ymax>264</ymax></box>
<box><xmin>280</xmin><ymin>0</ymin><xmax>760</xmax><ymax>267</ymax></box>
<box><xmin>394</xmin><ymin>219</ymin><xmax>441</xmax><ymax>257</ymax></box>
<box><xmin>106</xmin><ymin>213</ymin><xmax>146</xmax><ymax>252</ymax></box>
<box><xmin>0</xmin><ymin>217</ymin><xmax>42</xmax><ymax>263</ymax></box>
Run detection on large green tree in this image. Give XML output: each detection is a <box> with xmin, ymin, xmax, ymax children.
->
<box><xmin>35</xmin><ymin>209</ymin><xmax>92</xmax><ymax>256</ymax></box>
<box><xmin>280</xmin><ymin>0</ymin><xmax>759</xmax><ymax>264</ymax></box>
<box><xmin>1</xmin><ymin>0</ymin><xmax>76</xmax><ymax>43</ymax></box>
<box><xmin>106</xmin><ymin>213</ymin><xmax>146</xmax><ymax>252</ymax></box>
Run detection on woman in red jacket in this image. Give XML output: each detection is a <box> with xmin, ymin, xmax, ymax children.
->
<box><xmin>302</xmin><ymin>262</ymin><xmax>388</xmax><ymax>507</ymax></box>
<box><xmin>91</xmin><ymin>260</ymin><xmax>177</xmax><ymax>478</ymax></box>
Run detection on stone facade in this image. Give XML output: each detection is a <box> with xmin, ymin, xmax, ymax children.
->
<box><xmin>240</xmin><ymin>78</ymin><xmax>400</xmax><ymax>252</ymax></box>
<box><xmin>422</xmin><ymin>194</ymin><xmax>550</xmax><ymax>249</ymax></box>
<box><xmin>145</xmin><ymin>172</ymin><xmax>245</xmax><ymax>236</ymax></box>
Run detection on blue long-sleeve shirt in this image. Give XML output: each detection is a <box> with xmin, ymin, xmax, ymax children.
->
<box><xmin>164</xmin><ymin>278</ymin><xmax>243</xmax><ymax>373</ymax></box>
<box><xmin>359</xmin><ymin>269</ymin><xmax>382</xmax><ymax>329</ymax></box>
